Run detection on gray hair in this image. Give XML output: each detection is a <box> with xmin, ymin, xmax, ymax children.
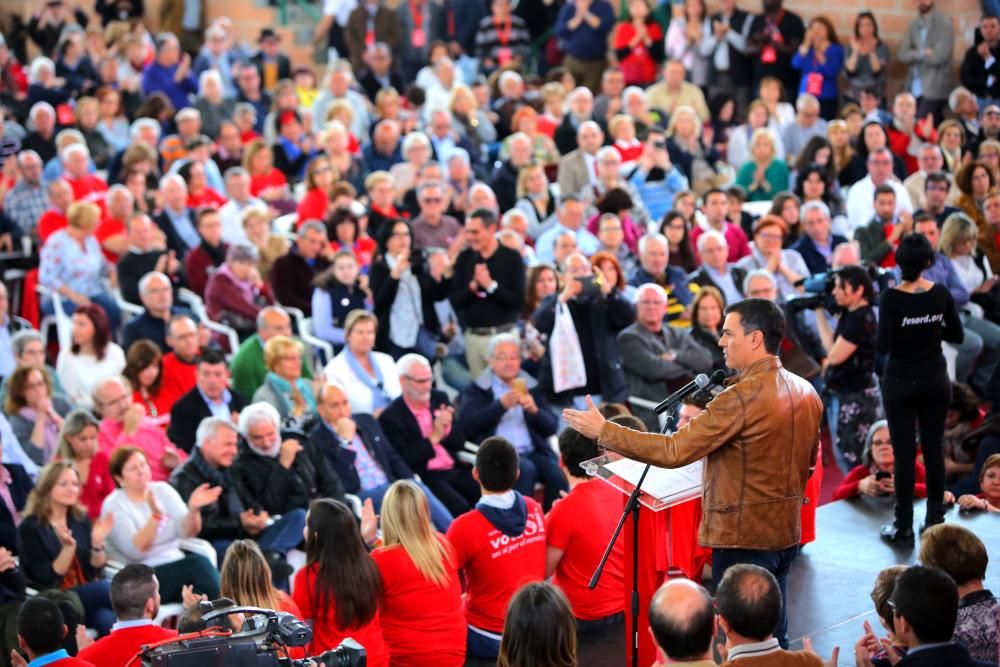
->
<box><xmin>224</xmin><ymin>166</ymin><xmax>249</xmax><ymax>180</ymax></box>
<box><xmin>498</xmin><ymin>70</ymin><xmax>523</xmax><ymax>89</ymax></box>
<box><xmin>695</xmin><ymin>229</ymin><xmax>728</xmax><ymax>254</ymax></box>
<box><xmin>577</xmin><ymin>120</ymin><xmax>601</xmax><ymax>138</ymax></box>
<box><xmin>139</xmin><ymin>271</ymin><xmax>171</xmax><ymax>295</ymax></box>
<box><xmin>920</xmin><ymin>142</ymin><xmax>943</xmax><ymax>158</ymax></box>
<box><xmin>570</xmin><ymin>85</ymin><xmax>593</xmax><ymax>102</ymax></box>
<box><xmin>487</xmin><ymin>332</ymin><xmax>521</xmax><ymax>358</ymax></box>
<box><xmin>949</xmin><ymin>86</ymin><xmax>974</xmax><ymax>111</ymax></box>
<box><xmin>107</xmin><ymin>183</ymin><xmax>134</xmax><ymax>203</ymax></box>
<box><xmin>11</xmin><ymin>330</ymin><xmax>44</xmax><ymax>358</ymax></box>
<box><xmin>401</xmin><ymin>131</ymin><xmax>431</xmax><ymax>157</ymax></box>
<box><xmin>796</xmin><ymin>94</ymin><xmax>820</xmax><ymax>112</ymax></box>
<box><xmin>130</xmin><ymin>117</ymin><xmax>162</xmax><ymax>142</ymax></box>
<box><xmin>238</xmin><ymin>401</ymin><xmax>282</xmax><ymax>436</ymax></box>
<box><xmin>159</xmin><ymin>173</ymin><xmax>187</xmax><ymax>191</ymax></box>
<box><xmin>227</xmin><ymin>241</ymin><xmax>258</xmax><ymax>264</ymax></box>
<box><xmin>28</xmin><ymin>102</ymin><xmax>55</xmax><ymax>127</ymax></box>
<box><xmin>621</xmin><ymin>86</ymin><xmax>646</xmax><ymax>106</ymax></box>
<box><xmin>447</xmin><ymin>148</ymin><xmax>470</xmax><ymax>167</ymax></box>
<box><xmin>16</xmin><ymin>150</ymin><xmax>41</xmax><ymax>167</ymax></box>
<box><xmin>638</xmin><ymin>233</ymin><xmax>668</xmax><ymax>256</ymax></box>
<box><xmin>299</xmin><ymin>220</ymin><xmax>327</xmax><ymax>237</ymax></box>
<box><xmin>396</xmin><ymin>353</ymin><xmax>431</xmax><ymax>378</ymax></box>
<box><xmin>417</xmin><ymin>179</ymin><xmax>445</xmax><ymax>199</ymax></box>
<box><xmin>196</xmin><ymin>417</ymin><xmax>240</xmax><ymax>448</ymax></box>
<box><xmin>256</xmin><ymin>305</ymin><xmax>289</xmax><ymax>330</ymax></box>
<box><xmin>501</xmin><ymin>209</ymin><xmax>528</xmax><ymax>229</ymax></box>
<box><xmin>635</xmin><ymin>282</ymin><xmax>667</xmax><ymax>303</ymax></box>
<box><xmin>198</xmin><ymin>69</ymin><xmax>223</xmax><ymax>92</ymax></box>
<box><xmin>508</xmin><ymin>131</ymin><xmax>532</xmax><ymax>150</ymax></box>
<box><xmin>799</xmin><ymin>200</ymin><xmax>831</xmax><ymax>222</ymax></box>
<box><xmin>743</xmin><ymin>268</ymin><xmax>777</xmax><ymax>294</ymax></box>
<box><xmin>55</xmin><ymin>128</ymin><xmax>85</xmax><ymax>147</ymax></box>
<box><xmin>92</xmin><ymin>376</ymin><xmax>130</xmax><ymax>406</ymax></box>
<box><xmin>27</xmin><ymin>57</ymin><xmax>55</xmax><ymax>85</ymax></box>
<box><xmin>416</xmin><ymin>161</ymin><xmax>443</xmax><ymax>178</ymax></box>
<box><xmin>595</xmin><ymin>145</ymin><xmax>619</xmax><ymax>163</ymax></box>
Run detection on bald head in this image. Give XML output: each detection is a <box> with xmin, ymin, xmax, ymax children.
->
<box><xmin>649</xmin><ymin>580</ymin><xmax>715</xmax><ymax>662</ymax></box>
<box><xmin>257</xmin><ymin>307</ymin><xmax>291</xmax><ymax>340</ymax></box>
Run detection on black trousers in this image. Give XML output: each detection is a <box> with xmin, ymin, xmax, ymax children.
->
<box><xmin>881</xmin><ymin>361</ymin><xmax>950</xmax><ymax>527</ymax></box>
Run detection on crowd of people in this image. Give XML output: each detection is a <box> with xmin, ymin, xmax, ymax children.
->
<box><xmin>0</xmin><ymin>0</ymin><xmax>998</xmax><ymax>664</ymax></box>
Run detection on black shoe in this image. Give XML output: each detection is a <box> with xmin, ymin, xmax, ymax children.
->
<box><xmin>263</xmin><ymin>550</ymin><xmax>294</xmax><ymax>589</ymax></box>
<box><xmin>919</xmin><ymin>516</ymin><xmax>945</xmax><ymax>535</ymax></box>
<box><xmin>880</xmin><ymin>524</ymin><xmax>915</xmax><ymax>545</ymax></box>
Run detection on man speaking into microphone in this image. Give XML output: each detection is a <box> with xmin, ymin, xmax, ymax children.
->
<box><xmin>564</xmin><ymin>298</ymin><xmax>822</xmax><ymax>648</ymax></box>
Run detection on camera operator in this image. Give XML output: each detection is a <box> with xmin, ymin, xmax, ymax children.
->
<box><xmin>813</xmin><ymin>265</ymin><xmax>883</xmax><ymax>471</ymax></box>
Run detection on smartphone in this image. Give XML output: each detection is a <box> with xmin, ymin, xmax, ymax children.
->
<box><xmin>575</xmin><ymin>275</ymin><xmax>602</xmax><ymax>298</ymax></box>
<box><xmin>875</xmin><ymin>471</ymin><xmax>892</xmax><ymax>481</ymax></box>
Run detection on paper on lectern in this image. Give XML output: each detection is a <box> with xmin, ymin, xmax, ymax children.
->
<box><xmin>604</xmin><ymin>457</ymin><xmax>703</xmax><ymax>506</ymax></box>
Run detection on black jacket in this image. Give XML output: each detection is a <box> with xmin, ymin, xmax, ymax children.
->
<box><xmin>531</xmin><ymin>291</ymin><xmax>634</xmax><ymax>404</ymax></box>
<box><xmin>18</xmin><ymin>513</ymin><xmax>101</xmax><ymax>589</ymax></box>
<box><xmin>688</xmin><ymin>265</ymin><xmax>747</xmax><ymax>305</ymax></box>
<box><xmin>791</xmin><ymin>233</ymin><xmax>849</xmax><ymax>276</ymax></box>
<box><xmin>358</xmin><ymin>68</ymin><xmax>404</xmax><ymax>103</ymax></box>
<box><xmin>895</xmin><ymin>643</ymin><xmax>993</xmax><ymax>667</ymax></box>
<box><xmin>307</xmin><ymin>414</ymin><xmax>413</xmax><ymax>495</ymax></box>
<box><xmin>553</xmin><ymin>114</ymin><xmax>608</xmax><ymax>157</ymax></box>
<box><xmin>457</xmin><ymin>370</ymin><xmax>558</xmax><ymax>454</ymax></box>
<box><xmin>489</xmin><ymin>160</ymin><xmax>521</xmax><ymax>212</ymax></box>
<box><xmin>170</xmin><ymin>450</ymin><xmax>253</xmax><ymax>542</ymax></box>
<box><xmin>117</xmin><ymin>249</ymin><xmax>185</xmax><ymax>304</ymax></box>
<box><xmin>251</xmin><ymin>52</ymin><xmax>292</xmax><ymax>85</ymax></box>
<box><xmin>378</xmin><ymin>391</ymin><xmax>466</xmax><ymax>475</ymax></box>
<box><xmin>121</xmin><ymin>306</ymin><xmax>195</xmax><ymax>353</ymax></box>
<box><xmin>369</xmin><ymin>254</ymin><xmax>450</xmax><ymax>353</ymax></box>
<box><xmin>154</xmin><ymin>209</ymin><xmax>197</xmax><ymax>258</ymax></box>
<box><xmin>0</xmin><ymin>464</ymin><xmax>32</xmax><ymax>553</ymax></box>
<box><xmin>167</xmin><ymin>387</ymin><xmax>249</xmax><ymax>453</ymax></box>
<box><xmin>231</xmin><ymin>432</ymin><xmax>345</xmax><ymax>515</ymax></box>
<box><xmin>960</xmin><ymin>43</ymin><xmax>1000</xmax><ymax>100</ymax></box>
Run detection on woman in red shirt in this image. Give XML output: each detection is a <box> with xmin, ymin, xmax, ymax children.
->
<box><xmin>121</xmin><ymin>341</ymin><xmax>172</xmax><ymax>428</ymax></box>
<box><xmin>296</xmin><ymin>156</ymin><xmax>335</xmax><ymax>227</ymax></box>
<box><xmin>244</xmin><ymin>138</ymin><xmax>294</xmax><ymax>213</ymax></box>
<box><xmin>180</xmin><ymin>160</ymin><xmax>226</xmax><ymax>209</ymax></box>
<box><xmin>833</xmin><ymin>421</ymin><xmax>928</xmax><ymax>501</ymax></box>
<box><xmin>329</xmin><ymin>207</ymin><xmax>376</xmax><ymax>271</ymax></box>
<box><xmin>612</xmin><ymin>0</ymin><xmax>665</xmax><ymax>87</ymax></box>
<box><xmin>292</xmin><ymin>499</ymin><xmax>389</xmax><ymax>667</ymax></box>
<box><xmin>54</xmin><ymin>410</ymin><xmax>115</xmax><ymax>519</ymax></box>
<box><xmin>372</xmin><ymin>481</ymin><xmax>466</xmax><ymax>667</ymax></box>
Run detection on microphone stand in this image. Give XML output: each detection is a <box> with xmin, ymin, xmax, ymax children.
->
<box><xmin>589</xmin><ymin>407</ymin><xmax>679</xmax><ymax>667</ymax></box>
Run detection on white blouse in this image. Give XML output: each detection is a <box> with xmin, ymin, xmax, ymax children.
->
<box><xmin>100</xmin><ymin>482</ymin><xmax>190</xmax><ymax>567</ymax></box>
<box><xmin>324</xmin><ymin>349</ymin><xmax>402</xmax><ymax>415</ymax></box>
<box><xmin>56</xmin><ymin>343</ymin><xmax>126</xmax><ymax>409</ymax></box>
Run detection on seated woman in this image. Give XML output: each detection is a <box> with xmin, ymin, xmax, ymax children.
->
<box><xmin>296</xmin><ymin>155</ymin><xmax>335</xmax><ymax>226</ymax></box>
<box><xmin>854</xmin><ymin>565</ymin><xmax>908</xmax><ymax>667</ymax></box>
<box><xmin>329</xmin><ymin>207</ymin><xmax>377</xmax><ymax>272</ymax></box>
<box><xmin>369</xmin><ymin>219</ymin><xmax>450</xmax><ymax>360</ymax></box>
<box><xmin>18</xmin><ymin>461</ymin><xmax>116</xmax><ymax>636</ymax></box>
<box><xmin>312</xmin><ymin>250</ymin><xmax>370</xmax><ymax>350</ymax></box>
<box><xmin>4</xmin><ymin>365</ymin><xmax>71</xmax><ymax>466</ymax></box>
<box><xmin>122</xmin><ymin>340</ymin><xmax>171</xmax><ymax>426</ymax></box>
<box><xmin>689</xmin><ymin>287</ymin><xmax>728</xmax><ymax>373</ymax></box>
<box><xmin>497</xmin><ymin>582</ymin><xmax>577</xmax><ymax>667</ymax></box>
<box><xmin>242</xmin><ymin>207</ymin><xmax>290</xmax><ymax>283</ymax></box>
<box><xmin>253</xmin><ymin>336</ymin><xmax>317</xmax><ymax>431</ymax></box>
<box><xmin>292</xmin><ymin>498</ymin><xmax>389</xmax><ymax>665</ymax></box>
<box><xmin>324</xmin><ymin>310</ymin><xmax>401</xmax><ymax>417</ymax></box>
<box><xmin>179</xmin><ymin>159</ymin><xmax>226</xmax><ymax>210</ymax></box>
<box><xmin>55</xmin><ymin>410</ymin><xmax>115</xmax><ymax>520</ymax></box>
<box><xmin>727</xmin><ymin>100</ymin><xmax>787</xmax><ymax>169</ymax></box>
<box><xmin>221</xmin><ymin>539</ymin><xmax>303</xmax><ymax>620</ymax></box>
<box><xmin>244</xmin><ymin>139</ymin><xmax>296</xmax><ymax>215</ymax></box>
<box><xmin>204</xmin><ymin>242</ymin><xmax>275</xmax><ymax>342</ymax></box>
<box><xmin>39</xmin><ymin>200</ymin><xmax>121</xmax><ymax>332</ymax></box>
<box><xmin>371</xmin><ymin>481</ymin><xmax>465</xmax><ymax>666</ymax></box>
<box><xmin>56</xmin><ymin>304</ymin><xmax>126</xmax><ymax>410</ymax></box>
<box><xmin>183</xmin><ymin>207</ymin><xmax>228</xmax><ymax>297</ymax></box>
<box><xmin>957</xmin><ymin>453</ymin><xmax>1000</xmax><ymax>512</ymax></box>
<box><xmin>735</xmin><ymin>128</ymin><xmax>790</xmax><ymax>202</ymax></box>
<box><xmin>833</xmin><ymin>421</ymin><xmax>927</xmax><ymax>501</ymax></box>
<box><xmin>100</xmin><ymin>446</ymin><xmax>221</xmax><ymax>604</ymax></box>
<box><xmin>514</xmin><ymin>164</ymin><xmax>559</xmax><ymax>241</ymax></box>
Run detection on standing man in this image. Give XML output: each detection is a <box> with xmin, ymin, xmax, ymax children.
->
<box><xmin>4</xmin><ymin>150</ymin><xmax>48</xmax><ymax>241</ymax></box>
<box><xmin>701</xmin><ymin>0</ymin><xmax>753</xmax><ymax>115</ymax></box>
<box><xmin>897</xmin><ymin>0</ymin><xmax>955</xmax><ymax>122</ymax></box>
<box><xmin>449</xmin><ymin>209</ymin><xmax>525</xmax><ymax>378</ymax></box>
<box><xmin>960</xmin><ymin>14</ymin><xmax>1000</xmax><ymax>106</ymax></box>
<box><xmin>269</xmin><ymin>221</ymin><xmax>331</xmax><ymax>316</ymax></box>
<box><xmin>565</xmin><ymin>298</ymin><xmax>823</xmax><ymax>648</ymax></box>
<box><xmin>555</xmin><ymin>0</ymin><xmax>615</xmax><ymax>93</ymax></box>
<box><xmin>557</xmin><ymin>120</ymin><xmax>605</xmax><ymax>201</ymax></box>
<box><xmin>747</xmin><ymin>0</ymin><xmax>805</xmax><ymax>102</ymax></box>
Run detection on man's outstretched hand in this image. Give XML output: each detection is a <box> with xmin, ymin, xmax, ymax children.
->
<box><xmin>563</xmin><ymin>395</ymin><xmax>606</xmax><ymax>439</ymax></box>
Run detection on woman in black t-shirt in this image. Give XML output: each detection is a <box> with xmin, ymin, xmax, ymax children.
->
<box><xmin>814</xmin><ymin>266</ymin><xmax>883</xmax><ymax>471</ymax></box>
<box><xmin>876</xmin><ymin>234</ymin><xmax>964</xmax><ymax>544</ymax></box>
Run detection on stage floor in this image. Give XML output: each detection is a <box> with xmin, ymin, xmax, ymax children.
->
<box><xmin>786</xmin><ymin>498</ymin><xmax>1000</xmax><ymax>665</ymax></box>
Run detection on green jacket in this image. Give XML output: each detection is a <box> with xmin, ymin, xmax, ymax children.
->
<box><xmin>230</xmin><ymin>334</ymin><xmax>314</xmax><ymax>400</ymax></box>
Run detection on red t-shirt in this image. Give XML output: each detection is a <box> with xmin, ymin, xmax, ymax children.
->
<box><xmin>67</xmin><ymin>174</ymin><xmax>109</xmax><ymax>201</ymax></box>
<box><xmin>291</xmin><ymin>564</ymin><xmax>390</xmax><ymax>667</ymax></box>
<box><xmin>545</xmin><ymin>480</ymin><xmax>626</xmax><ymax>620</ymax></box>
<box><xmin>188</xmin><ymin>187</ymin><xmax>227</xmax><ymax>209</ymax></box>
<box><xmin>38</xmin><ymin>210</ymin><xmax>68</xmax><ymax>244</ymax></box>
<box><xmin>95</xmin><ymin>216</ymin><xmax>126</xmax><ymax>263</ymax></box>
<box><xmin>371</xmin><ymin>538</ymin><xmax>466</xmax><ymax>666</ymax></box>
<box><xmin>157</xmin><ymin>353</ymin><xmax>198</xmax><ymax>412</ymax></box>
<box><xmin>297</xmin><ymin>188</ymin><xmax>330</xmax><ymax>226</ymax></box>
<box><xmin>331</xmin><ymin>237</ymin><xmax>376</xmax><ymax>269</ymax></box>
<box><xmin>691</xmin><ymin>223</ymin><xmax>752</xmax><ymax>264</ymax></box>
<box><xmin>445</xmin><ymin>496</ymin><xmax>547</xmax><ymax>633</ymax></box>
<box><xmin>77</xmin><ymin>622</ymin><xmax>177</xmax><ymax>667</ymax></box>
<box><xmin>250</xmin><ymin>168</ymin><xmax>288</xmax><ymax>197</ymax></box>
<box><xmin>71</xmin><ymin>450</ymin><xmax>115</xmax><ymax>520</ymax></box>
<box><xmin>881</xmin><ymin>223</ymin><xmax>898</xmax><ymax>268</ymax></box>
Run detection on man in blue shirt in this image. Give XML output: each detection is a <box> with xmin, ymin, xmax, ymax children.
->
<box><xmin>535</xmin><ymin>195</ymin><xmax>600</xmax><ymax>265</ymax></box>
<box><xmin>555</xmin><ymin>0</ymin><xmax>615</xmax><ymax>92</ymax></box>
<box><xmin>141</xmin><ymin>34</ymin><xmax>197</xmax><ymax>112</ymax></box>
<box><xmin>15</xmin><ymin>597</ymin><xmax>94</xmax><ymax>667</ymax></box>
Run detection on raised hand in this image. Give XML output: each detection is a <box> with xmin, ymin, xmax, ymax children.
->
<box><xmin>91</xmin><ymin>513</ymin><xmax>114</xmax><ymax>545</ymax></box>
<box><xmin>360</xmin><ymin>497</ymin><xmax>378</xmax><ymax>545</ymax></box>
<box><xmin>188</xmin><ymin>483</ymin><xmax>223</xmax><ymax>511</ymax></box>
<box><xmin>562</xmin><ymin>395</ymin><xmax>606</xmax><ymax>439</ymax></box>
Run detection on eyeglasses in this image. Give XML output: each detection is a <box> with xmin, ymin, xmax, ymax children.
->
<box><xmin>392</xmin><ymin>231</ymin><xmax>411</xmax><ymax>237</ymax></box>
<box><xmin>404</xmin><ymin>376</ymin><xmax>433</xmax><ymax>384</ymax></box>
<box><xmin>637</xmin><ymin>299</ymin><xmax>666</xmax><ymax>306</ymax></box>
<box><xmin>492</xmin><ymin>354</ymin><xmax>519</xmax><ymax>362</ymax></box>
<box><xmin>871</xmin><ymin>439</ymin><xmax>892</xmax><ymax>446</ymax></box>
<box><xmin>421</xmin><ymin>197</ymin><xmax>443</xmax><ymax>204</ymax></box>
<box><xmin>757</xmin><ymin>232</ymin><xmax>783</xmax><ymax>241</ymax></box>
<box><xmin>314</xmin><ymin>167</ymin><xmax>333</xmax><ymax>175</ymax></box>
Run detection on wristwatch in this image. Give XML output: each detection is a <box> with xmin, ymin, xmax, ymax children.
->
<box><xmin>486</xmin><ymin>281</ymin><xmax>499</xmax><ymax>294</ymax></box>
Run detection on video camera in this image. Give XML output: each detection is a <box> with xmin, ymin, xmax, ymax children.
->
<box><xmin>138</xmin><ymin>604</ymin><xmax>366</xmax><ymax>667</ymax></box>
<box><xmin>785</xmin><ymin>263</ymin><xmax>896</xmax><ymax>313</ymax></box>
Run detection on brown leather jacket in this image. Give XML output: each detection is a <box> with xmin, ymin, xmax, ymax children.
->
<box><xmin>599</xmin><ymin>356</ymin><xmax>822</xmax><ymax>550</ymax></box>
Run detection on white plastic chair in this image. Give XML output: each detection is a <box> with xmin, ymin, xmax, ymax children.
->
<box><xmin>113</xmin><ymin>287</ymin><xmax>143</xmax><ymax>319</ymax></box>
<box><xmin>177</xmin><ymin>288</ymin><xmax>241</xmax><ymax>357</ymax></box>
<box><xmin>273</xmin><ymin>213</ymin><xmax>298</xmax><ymax>236</ymax></box>
<box><xmin>284</xmin><ymin>306</ymin><xmax>335</xmax><ymax>368</ymax></box>
<box><xmin>35</xmin><ymin>284</ymin><xmax>72</xmax><ymax>353</ymax></box>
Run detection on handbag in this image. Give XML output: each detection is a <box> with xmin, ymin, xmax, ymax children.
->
<box><xmin>550</xmin><ymin>301</ymin><xmax>587</xmax><ymax>393</ymax></box>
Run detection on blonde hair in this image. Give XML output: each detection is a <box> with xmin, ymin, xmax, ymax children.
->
<box><xmin>448</xmin><ymin>84</ymin><xmax>478</xmax><ymax>114</ymax></box>
<box><xmin>242</xmin><ymin>138</ymin><xmax>272</xmax><ymax>174</ymax></box>
<box><xmin>608</xmin><ymin>113</ymin><xmax>634</xmax><ymax>137</ymax></box>
<box><xmin>939</xmin><ymin>213</ymin><xmax>979</xmax><ymax>257</ymax></box>
<box><xmin>750</xmin><ymin>127</ymin><xmax>778</xmax><ymax>163</ymax></box>
<box><xmin>344</xmin><ymin>309</ymin><xmax>378</xmax><ymax>338</ymax></box>
<box><xmin>364</xmin><ymin>170</ymin><xmax>394</xmax><ymax>193</ymax></box>
<box><xmin>24</xmin><ymin>461</ymin><xmax>87</xmax><ymax>523</ymax></box>
<box><xmin>516</xmin><ymin>163</ymin><xmax>546</xmax><ymax>199</ymax></box>
<box><xmin>665</xmin><ymin>105</ymin><xmax>702</xmax><ymax>140</ymax></box>
<box><xmin>380</xmin><ymin>480</ymin><xmax>454</xmax><ymax>587</ymax></box>
<box><xmin>827</xmin><ymin>119</ymin><xmax>854</xmax><ymax>171</ymax></box>
<box><xmin>67</xmin><ymin>201</ymin><xmax>102</xmax><ymax>231</ymax></box>
<box><xmin>326</xmin><ymin>99</ymin><xmax>354</xmax><ymax>125</ymax></box>
<box><xmin>220</xmin><ymin>540</ymin><xmax>283</xmax><ymax>611</ymax></box>
<box><xmin>263</xmin><ymin>335</ymin><xmax>303</xmax><ymax>371</ymax></box>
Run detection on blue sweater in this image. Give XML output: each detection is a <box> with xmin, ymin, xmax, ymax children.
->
<box><xmin>556</xmin><ymin>1</ymin><xmax>615</xmax><ymax>60</ymax></box>
<box><xmin>791</xmin><ymin>44</ymin><xmax>845</xmax><ymax>100</ymax></box>
<box><xmin>142</xmin><ymin>63</ymin><xmax>197</xmax><ymax>111</ymax></box>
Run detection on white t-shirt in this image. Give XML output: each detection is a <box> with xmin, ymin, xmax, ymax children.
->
<box><xmin>101</xmin><ymin>482</ymin><xmax>190</xmax><ymax>567</ymax></box>
<box><xmin>56</xmin><ymin>344</ymin><xmax>126</xmax><ymax>409</ymax></box>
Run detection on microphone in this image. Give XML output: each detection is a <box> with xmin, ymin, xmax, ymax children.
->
<box><xmin>653</xmin><ymin>373</ymin><xmax>711</xmax><ymax>415</ymax></box>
